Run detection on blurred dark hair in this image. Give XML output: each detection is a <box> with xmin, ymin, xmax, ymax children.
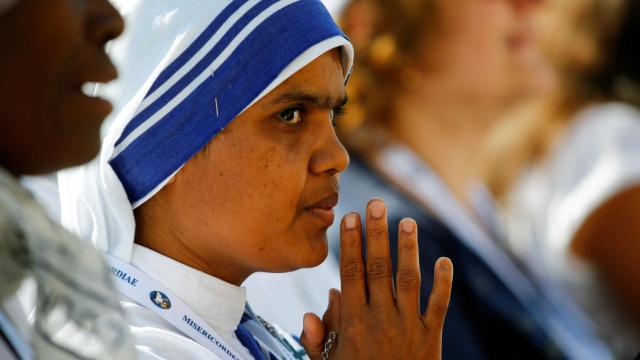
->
<box><xmin>591</xmin><ymin>0</ymin><xmax>640</xmax><ymax>102</ymax></box>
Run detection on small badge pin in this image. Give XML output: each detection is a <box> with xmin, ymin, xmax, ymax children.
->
<box><xmin>150</xmin><ymin>290</ymin><xmax>172</xmax><ymax>310</ymax></box>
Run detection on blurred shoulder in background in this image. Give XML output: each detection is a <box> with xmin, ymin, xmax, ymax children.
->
<box><xmin>484</xmin><ymin>0</ymin><xmax>640</xmax><ymax>356</ymax></box>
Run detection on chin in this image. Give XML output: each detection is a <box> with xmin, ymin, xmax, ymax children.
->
<box><xmin>299</xmin><ymin>236</ymin><xmax>330</xmax><ymax>268</ymax></box>
<box><xmin>303</xmin><ymin>246</ymin><xmax>329</xmax><ymax>268</ymax></box>
<box><xmin>54</xmin><ymin>143</ymin><xmax>101</xmax><ymax>172</ymax></box>
<box><xmin>13</xmin><ymin>146</ymin><xmax>98</xmax><ymax>176</ymax></box>
<box><xmin>273</xmin><ymin>238</ymin><xmax>329</xmax><ymax>273</ymax></box>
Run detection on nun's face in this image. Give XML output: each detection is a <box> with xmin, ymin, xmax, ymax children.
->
<box><xmin>0</xmin><ymin>0</ymin><xmax>123</xmax><ymax>175</ymax></box>
<box><xmin>138</xmin><ymin>50</ymin><xmax>349</xmax><ymax>283</ymax></box>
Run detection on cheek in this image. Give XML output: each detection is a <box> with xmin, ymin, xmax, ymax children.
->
<box><xmin>194</xmin><ymin>137</ymin><xmax>308</xmax><ymax>235</ymax></box>
<box><xmin>0</xmin><ymin>17</ymin><xmax>79</xmax><ymax>135</ymax></box>
<box><xmin>433</xmin><ymin>9</ymin><xmax>508</xmax><ymax>78</ymax></box>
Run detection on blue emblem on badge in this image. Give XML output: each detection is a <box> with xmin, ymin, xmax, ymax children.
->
<box><xmin>150</xmin><ymin>291</ymin><xmax>171</xmax><ymax>310</ymax></box>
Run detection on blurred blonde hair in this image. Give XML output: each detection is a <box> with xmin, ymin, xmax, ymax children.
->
<box><xmin>338</xmin><ymin>0</ymin><xmax>440</xmax><ymax>152</ymax></box>
<box><xmin>484</xmin><ymin>0</ymin><xmax>640</xmax><ymax>200</ymax></box>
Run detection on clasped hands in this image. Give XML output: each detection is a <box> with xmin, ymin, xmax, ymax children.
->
<box><xmin>301</xmin><ymin>199</ymin><xmax>453</xmax><ymax>360</ymax></box>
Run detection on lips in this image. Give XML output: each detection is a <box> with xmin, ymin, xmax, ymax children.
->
<box><xmin>305</xmin><ymin>192</ymin><xmax>339</xmax><ymax>227</ymax></box>
<box><xmin>307</xmin><ymin>192</ymin><xmax>339</xmax><ymax>210</ymax></box>
<box><xmin>67</xmin><ymin>49</ymin><xmax>117</xmax><ymax>92</ymax></box>
<box><xmin>65</xmin><ymin>52</ymin><xmax>119</xmax><ymax>118</ymax></box>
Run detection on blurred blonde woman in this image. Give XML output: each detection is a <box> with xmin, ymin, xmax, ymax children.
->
<box><xmin>331</xmin><ymin>0</ymin><xmax>612</xmax><ymax>359</ymax></box>
<box><xmin>484</xmin><ymin>0</ymin><xmax>640</xmax><ymax>356</ymax></box>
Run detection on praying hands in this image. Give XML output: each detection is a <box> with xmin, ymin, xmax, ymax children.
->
<box><xmin>301</xmin><ymin>199</ymin><xmax>453</xmax><ymax>359</ymax></box>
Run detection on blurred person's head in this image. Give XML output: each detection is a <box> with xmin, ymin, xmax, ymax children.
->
<box><xmin>0</xmin><ymin>0</ymin><xmax>124</xmax><ymax>176</ymax></box>
<box><xmin>340</xmin><ymin>0</ymin><xmax>548</xmax><ymax>134</ymax></box>
<box><xmin>484</xmin><ymin>0</ymin><xmax>640</xmax><ymax>198</ymax></box>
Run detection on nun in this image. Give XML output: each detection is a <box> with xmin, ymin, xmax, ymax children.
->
<box><xmin>57</xmin><ymin>0</ymin><xmax>453</xmax><ymax>359</ymax></box>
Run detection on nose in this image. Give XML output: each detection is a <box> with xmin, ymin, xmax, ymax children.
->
<box><xmin>86</xmin><ymin>0</ymin><xmax>125</xmax><ymax>46</ymax></box>
<box><xmin>309</xmin><ymin>123</ymin><xmax>350</xmax><ymax>177</ymax></box>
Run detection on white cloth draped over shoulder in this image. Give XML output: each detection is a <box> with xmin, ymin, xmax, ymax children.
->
<box><xmin>56</xmin><ymin>0</ymin><xmax>353</xmax><ymax>358</ymax></box>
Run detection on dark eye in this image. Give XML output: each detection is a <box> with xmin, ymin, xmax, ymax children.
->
<box><xmin>277</xmin><ymin>108</ymin><xmax>303</xmax><ymax>125</ymax></box>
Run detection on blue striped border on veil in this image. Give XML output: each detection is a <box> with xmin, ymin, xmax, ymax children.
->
<box><xmin>110</xmin><ymin>0</ymin><xmax>348</xmax><ymax>205</ymax></box>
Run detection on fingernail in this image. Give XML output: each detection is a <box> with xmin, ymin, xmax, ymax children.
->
<box><xmin>303</xmin><ymin>313</ymin><xmax>313</xmax><ymax>329</ymax></box>
<box><xmin>369</xmin><ymin>200</ymin><xmax>385</xmax><ymax>219</ymax></box>
<box><xmin>401</xmin><ymin>218</ymin><xmax>415</xmax><ymax>233</ymax></box>
<box><xmin>329</xmin><ymin>288</ymin><xmax>339</xmax><ymax>301</ymax></box>
<box><xmin>439</xmin><ymin>258</ymin><xmax>451</xmax><ymax>271</ymax></box>
<box><xmin>344</xmin><ymin>214</ymin><xmax>356</xmax><ymax>229</ymax></box>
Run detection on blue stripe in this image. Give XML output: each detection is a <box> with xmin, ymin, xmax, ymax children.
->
<box><xmin>111</xmin><ymin>0</ymin><xmax>344</xmax><ymax>204</ymax></box>
<box><xmin>146</xmin><ymin>0</ymin><xmax>249</xmax><ymax>96</ymax></box>
<box><xmin>235</xmin><ymin>324</ymin><xmax>267</xmax><ymax>360</ymax></box>
<box><xmin>116</xmin><ymin>0</ymin><xmax>280</xmax><ymax>145</ymax></box>
<box><xmin>0</xmin><ymin>311</ymin><xmax>33</xmax><ymax>360</ymax></box>
<box><xmin>241</xmin><ymin>313</ymin><xmax>253</xmax><ymax>324</ymax></box>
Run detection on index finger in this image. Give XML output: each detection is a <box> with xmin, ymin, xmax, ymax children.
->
<box><xmin>340</xmin><ymin>213</ymin><xmax>366</xmax><ymax>311</ymax></box>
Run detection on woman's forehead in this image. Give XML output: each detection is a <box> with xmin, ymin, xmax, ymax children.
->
<box><xmin>259</xmin><ymin>51</ymin><xmax>346</xmax><ymax>109</ymax></box>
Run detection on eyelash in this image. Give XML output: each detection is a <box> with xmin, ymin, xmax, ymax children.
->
<box><xmin>276</xmin><ymin>104</ymin><xmax>347</xmax><ymax>127</ymax></box>
<box><xmin>331</xmin><ymin>105</ymin><xmax>347</xmax><ymax>126</ymax></box>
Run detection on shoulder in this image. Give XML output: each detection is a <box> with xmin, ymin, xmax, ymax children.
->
<box><xmin>574</xmin><ymin>102</ymin><xmax>640</xmax><ymax>128</ymax></box>
<box><xmin>560</xmin><ymin>102</ymin><xmax>640</xmax><ymax>160</ymax></box>
<box><xmin>529</xmin><ymin>102</ymin><xmax>640</xmax><ymax>249</ymax></box>
<box><xmin>121</xmin><ymin>299</ymin><xmax>221</xmax><ymax>360</ymax></box>
<box><xmin>544</xmin><ymin>102</ymin><xmax>640</xmax><ymax>188</ymax></box>
<box><xmin>0</xmin><ymin>176</ymin><xmax>30</xmax><ymax>298</ymax></box>
<box><xmin>0</xmin><ymin>168</ymin><xmax>137</xmax><ymax>358</ymax></box>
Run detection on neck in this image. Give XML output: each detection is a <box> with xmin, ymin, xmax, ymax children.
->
<box><xmin>390</xmin><ymin>88</ymin><xmax>504</xmax><ymax>206</ymax></box>
<box><xmin>134</xmin><ymin>209</ymin><xmax>251</xmax><ymax>286</ymax></box>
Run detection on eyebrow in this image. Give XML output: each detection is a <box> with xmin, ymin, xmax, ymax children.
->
<box><xmin>268</xmin><ymin>91</ymin><xmax>349</xmax><ymax>109</ymax></box>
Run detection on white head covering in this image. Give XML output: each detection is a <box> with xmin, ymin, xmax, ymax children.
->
<box><xmin>58</xmin><ymin>0</ymin><xmax>353</xmax><ymax>262</ymax></box>
<box><xmin>323</xmin><ymin>0</ymin><xmax>348</xmax><ymax>16</ymax></box>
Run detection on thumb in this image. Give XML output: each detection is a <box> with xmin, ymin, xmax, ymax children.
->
<box><xmin>322</xmin><ymin>288</ymin><xmax>341</xmax><ymax>332</ymax></box>
<box><xmin>300</xmin><ymin>312</ymin><xmax>325</xmax><ymax>360</ymax></box>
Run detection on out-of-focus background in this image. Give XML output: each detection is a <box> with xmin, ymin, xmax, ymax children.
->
<box><xmin>245</xmin><ymin>0</ymin><xmax>640</xmax><ymax>359</ymax></box>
